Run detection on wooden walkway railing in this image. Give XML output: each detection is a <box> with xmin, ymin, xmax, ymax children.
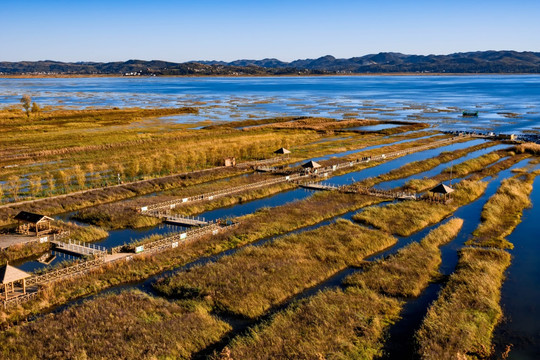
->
<box><xmin>25</xmin><ymin>256</ymin><xmax>106</xmax><ymax>286</ymax></box>
<box><xmin>2</xmin><ymin>290</ymin><xmax>39</xmax><ymax>309</ymax></box>
<box><xmin>300</xmin><ymin>182</ymin><xmax>343</xmax><ymax>191</ymax></box>
<box><xmin>349</xmin><ymin>186</ymin><xmax>419</xmax><ymax>200</ymax></box>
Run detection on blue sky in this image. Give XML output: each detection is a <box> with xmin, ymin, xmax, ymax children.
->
<box><xmin>1</xmin><ymin>0</ymin><xmax>538</xmax><ymax>62</ymax></box>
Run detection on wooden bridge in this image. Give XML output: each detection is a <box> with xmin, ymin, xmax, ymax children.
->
<box><xmin>301</xmin><ymin>182</ymin><xmax>343</xmax><ymax>191</ymax></box>
<box><xmin>163</xmin><ymin>214</ymin><xmax>208</xmax><ymax>226</ymax></box>
<box><xmin>51</xmin><ymin>240</ymin><xmax>107</xmax><ymax>257</ymax></box>
<box><xmin>302</xmin><ymin>181</ymin><xmax>419</xmax><ymax>200</ymax></box>
<box><xmin>342</xmin><ymin>184</ymin><xmax>418</xmax><ymax>200</ymax></box>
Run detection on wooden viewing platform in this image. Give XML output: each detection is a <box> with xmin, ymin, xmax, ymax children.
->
<box><xmin>51</xmin><ymin>240</ymin><xmax>106</xmax><ymax>257</ymax></box>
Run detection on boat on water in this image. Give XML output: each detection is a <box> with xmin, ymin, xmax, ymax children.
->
<box><xmin>462</xmin><ymin>110</ymin><xmax>479</xmax><ymax>117</ymax></box>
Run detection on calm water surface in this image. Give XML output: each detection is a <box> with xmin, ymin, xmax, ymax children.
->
<box><xmin>1</xmin><ymin>76</ymin><xmax>539</xmax><ymax>133</ymax></box>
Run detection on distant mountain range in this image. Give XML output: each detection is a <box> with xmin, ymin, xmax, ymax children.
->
<box><xmin>2</xmin><ymin>51</ymin><xmax>540</xmax><ymax>75</ymax></box>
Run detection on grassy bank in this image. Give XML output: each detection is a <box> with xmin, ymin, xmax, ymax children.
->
<box><xmin>416</xmin><ymin>248</ymin><xmax>511</xmax><ymax>360</ymax></box>
<box><xmin>225</xmin><ymin>219</ymin><xmax>463</xmax><ymax>359</ymax></box>
<box><xmin>153</xmin><ymin>219</ymin><xmax>396</xmax><ymax>318</ymax></box>
<box><xmin>446</xmin><ymin>151</ymin><xmax>505</xmax><ymax>177</ymax></box>
<box><xmin>0</xmin><ymin>291</ymin><xmax>230</xmax><ymax>360</ymax></box>
<box><xmin>354</xmin><ymin>180</ymin><xmax>487</xmax><ymax>236</ymax></box>
<box><xmin>469</xmin><ymin>173</ymin><xmax>537</xmax><ymax>249</ymax></box>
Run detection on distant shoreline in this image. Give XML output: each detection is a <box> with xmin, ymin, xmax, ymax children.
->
<box><xmin>1</xmin><ymin>73</ymin><xmax>539</xmax><ymax>79</ymax></box>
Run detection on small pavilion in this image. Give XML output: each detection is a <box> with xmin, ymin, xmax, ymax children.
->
<box><xmin>14</xmin><ymin>211</ymin><xmax>54</xmax><ymax>237</ymax></box>
<box><xmin>0</xmin><ymin>263</ymin><xmax>31</xmax><ymax>300</ymax></box>
<box><xmin>302</xmin><ymin>160</ymin><xmax>322</xmax><ymax>173</ymax></box>
<box><xmin>429</xmin><ymin>183</ymin><xmax>454</xmax><ymax>202</ymax></box>
<box><xmin>274</xmin><ymin>148</ymin><xmax>291</xmax><ymax>155</ymax></box>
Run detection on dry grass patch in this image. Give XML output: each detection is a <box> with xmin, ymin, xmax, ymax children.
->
<box><xmin>514</xmin><ymin>142</ymin><xmax>540</xmax><ymax>155</ymax></box>
<box><xmin>447</xmin><ymin>152</ymin><xmax>505</xmax><ymax>177</ymax></box>
<box><xmin>0</xmin><ymin>241</ymin><xmax>51</xmax><ymax>266</ymax></box>
<box><xmin>225</xmin><ymin>219</ymin><xmax>464</xmax><ymax>359</ymax></box>
<box><xmin>345</xmin><ymin>218</ymin><xmax>464</xmax><ymax>297</ymax></box>
<box><xmin>153</xmin><ymin>219</ymin><xmax>396</xmax><ymax>318</ymax></box>
<box><xmin>416</xmin><ymin>248</ymin><xmax>511</xmax><ymax>360</ymax></box>
<box><xmin>0</xmin><ymin>291</ymin><xmax>230</xmax><ymax>360</ymax></box>
<box><xmin>225</xmin><ymin>287</ymin><xmax>401</xmax><ymax>360</ymax></box>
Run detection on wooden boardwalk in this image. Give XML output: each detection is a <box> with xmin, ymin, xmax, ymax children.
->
<box><xmin>302</xmin><ymin>181</ymin><xmax>419</xmax><ymax>200</ymax></box>
<box><xmin>3</xmin><ymin>220</ymin><xmax>238</xmax><ymax>308</ymax></box>
<box><xmin>141</xmin><ymin>173</ymin><xmax>306</xmax><ymax>213</ymax></box>
<box><xmin>139</xmin><ymin>135</ymin><xmax>468</xmax><ymax>214</ymax></box>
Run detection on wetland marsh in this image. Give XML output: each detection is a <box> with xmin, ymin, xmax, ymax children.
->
<box><xmin>0</xmin><ymin>75</ymin><xmax>539</xmax><ymax>359</ymax></box>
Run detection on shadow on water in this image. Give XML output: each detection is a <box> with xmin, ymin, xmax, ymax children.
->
<box><xmin>381</xmin><ymin>158</ymin><xmax>531</xmax><ymax>360</ymax></box>
<box><xmin>492</xmin><ymin>175</ymin><xmax>540</xmax><ymax>360</ymax></box>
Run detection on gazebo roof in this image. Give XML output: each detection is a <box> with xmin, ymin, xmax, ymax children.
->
<box><xmin>430</xmin><ymin>183</ymin><xmax>454</xmax><ymax>194</ymax></box>
<box><xmin>274</xmin><ymin>147</ymin><xmax>291</xmax><ymax>154</ymax></box>
<box><xmin>0</xmin><ymin>264</ymin><xmax>31</xmax><ymax>284</ymax></box>
<box><xmin>302</xmin><ymin>160</ymin><xmax>322</xmax><ymax>169</ymax></box>
<box><xmin>14</xmin><ymin>211</ymin><xmax>53</xmax><ymax>224</ymax></box>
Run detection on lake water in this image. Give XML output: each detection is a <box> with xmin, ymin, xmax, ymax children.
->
<box><xmin>1</xmin><ymin>75</ymin><xmax>539</xmax><ymax>134</ymax></box>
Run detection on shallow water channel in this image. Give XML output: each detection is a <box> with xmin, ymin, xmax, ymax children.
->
<box><xmin>493</xmin><ymin>175</ymin><xmax>540</xmax><ymax>359</ymax></box>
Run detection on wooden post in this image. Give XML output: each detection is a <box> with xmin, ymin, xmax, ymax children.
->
<box><xmin>23</xmin><ymin>279</ymin><xmax>26</xmax><ymax>294</ymax></box>
<box><xmin>4</xmin><ymin>284</ymin><xmax>7</xmax><ymax>300</ymax></box>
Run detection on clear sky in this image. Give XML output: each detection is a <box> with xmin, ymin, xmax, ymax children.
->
<box><xmin>1</xmin><ymin>0</ymin><xmax>538</xmax><ymax>62</ymax></box>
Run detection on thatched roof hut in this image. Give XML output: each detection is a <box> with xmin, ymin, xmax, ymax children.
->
<box><xmin>274</xmin><ymin>148</ymin><xmax>291</xmax><ymax>155</ymax></box>
<box><xmin>301</xmin><ymin>160</ymin><xmax>321</xmax><ymax>169</ymax></box>
<box><xmin>428</xmin><ymin>183</ymin><xmax>454</xmax><ymax>202</ymax></box>
<box><xmin>429</xmin><ymin>183</ymin><xmax>454</xmax><ymax>194</ymax></box>
<box><xmin>14</xmin><ymin>211</ymin><xmax>54</xmax><ymax>236</ymax></box>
